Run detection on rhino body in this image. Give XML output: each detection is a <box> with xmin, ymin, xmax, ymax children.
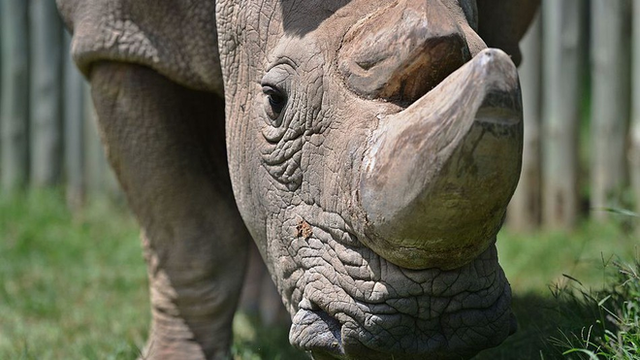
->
<box><xmin>57</xmin><ymin>1</ymin><xmax>538</xmax><ymax>359</ymax></box>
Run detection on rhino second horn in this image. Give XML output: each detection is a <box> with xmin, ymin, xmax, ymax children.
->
<box><xmin>359</xmin><ymin>49</ymin><xmax>523</xmax><ymax>271</ymax></box>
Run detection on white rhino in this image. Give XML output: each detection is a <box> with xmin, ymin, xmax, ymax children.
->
<box><xmin>57</xmin><ymin>0</ymin><xmax>538</xmax><ymax>359</ymax></box>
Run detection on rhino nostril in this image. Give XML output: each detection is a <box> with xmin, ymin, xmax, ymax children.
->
<box><xmin>299</xmin><ymin>297</ymin><xmax>321</xmax><ymax>311</ymax></box>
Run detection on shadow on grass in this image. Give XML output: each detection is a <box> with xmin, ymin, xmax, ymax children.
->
<box><xmin>233</xmin><ymin>313</ymin><xmax>307</xmax><ymax>360</ymax></box>
<box><xmin>477</xmin><ymin>292</ymin><xmax>587</xmax><ymax>360</ymax></box>
<box><xmin>479</xmin><ymin>260</ymin><xmax>639</xmax><ymax>360</ymax></box>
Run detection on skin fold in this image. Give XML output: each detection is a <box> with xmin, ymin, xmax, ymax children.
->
<box><xmin>58</xmin><ymin>0</ymin><xmax>539</xmax><ymax>359</ymax></box>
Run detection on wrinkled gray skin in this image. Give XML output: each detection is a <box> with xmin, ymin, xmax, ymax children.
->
<box><xmin>57</xmin><ymin>1</ymin><xmax>538</xmax><ymax>359</ymax></box>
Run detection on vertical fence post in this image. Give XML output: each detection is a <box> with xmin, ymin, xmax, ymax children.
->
<box><xmin>63</xmin><ymin>31</ymin><xmax>86</xmax><ymax>209</ymax></box>
<box><xmin>0</xmin><ymin>16</ymin><xmax>2</xmax><ymax>136</ymax></box>
<box><xmin>631</xmin><ymin>1</ymin><xmax>640</xmax><ymax>218</ymax></box>
<box><xmin>29</xmin><ymin>0</ymin><xmax>63</xmax><ymax>187</ymax></box>
<box><xmin>590</xmin><ymin>0</ymin><xmax>631</xmax><ymax>219</ymax></box>
<box><xmin>1</xmin><ymin>0</ymin><xmax>30</xmax><ymax>193</ymax></box>
<box><xmin>508</xmin><ymin>13</ymin><xmax>542</xmax><ymax>231</ymax></box>
<box><xmin>541</xmin><ymin>0</ymin><xmax>585</xmax><ymax>229</ymax></box>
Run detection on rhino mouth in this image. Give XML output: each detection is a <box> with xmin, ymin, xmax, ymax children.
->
<box><xmin>275</xmin><ymin>209</ymin><xmax>515</xmax><ymax>359</ymax></box>
<box><xmin>286</xmin><ymin>244</ymin><xmax>515</xmax><ymax>360</ymax></box>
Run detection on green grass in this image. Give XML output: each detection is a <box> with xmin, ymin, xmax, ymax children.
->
<box><xmin>1</xmin><ymin>189</ymin><xmax>638</xmax><ymax>359</ymax></box>
<box><xmin>550</xmin><ymin>259</ymin><xmax>639</xmax><ymax>359</ymax></box>
<box><xmin>498</xmin><ymin>222</ymin><xmax>638</xmax><ymax>294</ymax></box>
<box><xmin>477</xmin><ymin>219</ymin><xmax>639</xmax><ymax>360</ymax></box>
<box><xmin>477</xmin><ymin>257</ymin><xmax>639</xmax><ymax>360</ymax></box>
<box><xmin>0</xmin><ymin>190</ymin><xmax>148</xmax><ymax>359</ymax></box>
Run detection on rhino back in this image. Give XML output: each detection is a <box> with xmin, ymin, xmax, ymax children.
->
<box><xmin>57</xmin><ymin>0</ymin><xmax>223</xmax><ymax>95</ymax></box>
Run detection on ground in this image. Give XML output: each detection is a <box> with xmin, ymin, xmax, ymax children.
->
<box><xmin>0</xmin><ymin>190</ymin><xmax>637</xmax><ymax>359</ymax></box>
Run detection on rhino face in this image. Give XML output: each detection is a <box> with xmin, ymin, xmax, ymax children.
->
<box><xmin>217</xmin><ymin>1</ymin><xmax>522</xmax><ymax>358</ymax></box>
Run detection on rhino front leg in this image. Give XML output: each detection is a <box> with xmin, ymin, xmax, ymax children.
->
<box><xmin>89</xmin><ymin>62</ymin><xmax>249</xmax><ymax>360</ymax></box>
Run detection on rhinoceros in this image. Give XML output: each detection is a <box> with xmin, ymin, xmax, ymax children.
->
<box><xmin>57</xmin><ymin>0</ymin><xmax>539</xmax><ymax>359</ymax></box>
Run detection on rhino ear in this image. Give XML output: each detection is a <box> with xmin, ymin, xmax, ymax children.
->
<box><xmin>476</xmin><ymin>0</ymin><xmax>540</xmax><ymax>66</ymax></box>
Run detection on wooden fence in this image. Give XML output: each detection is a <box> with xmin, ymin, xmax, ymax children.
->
<box><xmin>1</xmin><ymin>0</ymin><xmax>639</xmax><ymax>230</ymax></box>
<box><xmin>509</xmin><ymin>0</ymin><xmax>640</xmax><ymax>231</ymax></box>
<box><xmin>0</xmin><ymin>0</ymin><xmax>118</xmax><ymax>209</ymax></box>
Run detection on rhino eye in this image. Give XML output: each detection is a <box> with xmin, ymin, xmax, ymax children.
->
<box><xmin>262</xmin><ymin>85</ymin><xmax>287</xmax><ymax>125</ymax></box>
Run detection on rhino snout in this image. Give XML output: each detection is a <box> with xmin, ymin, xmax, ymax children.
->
<box><xmin>283</xmin><ymin>243</ymin><xmax>516</xmax><ymax>360</ymax></box>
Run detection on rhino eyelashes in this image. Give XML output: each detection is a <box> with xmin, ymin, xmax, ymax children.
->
<box><xmin>264</xmin><ymin>86</ymin><xmax>286</xmax><ymax>109</ymax></box>
<box><xmin>261</xmin><ymin>63</ymin><xmax>296</xmax><ymax>126</ymax></box>
<box><xmin>262</xmin><ymin>84</ymin><xmax>288</xmax><ymax>125</ymax></box>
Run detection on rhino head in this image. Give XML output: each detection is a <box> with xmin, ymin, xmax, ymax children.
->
<box><xmin>217</xmin><ymin>1</ymin><xmax>525</xmax><ymax>358</ymax></box>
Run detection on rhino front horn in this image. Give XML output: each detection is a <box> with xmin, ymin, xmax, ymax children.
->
<box><xmin>359</xmin><ymin>49</ymin><xmax>523</xmax><ymax>271</ymax></box>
